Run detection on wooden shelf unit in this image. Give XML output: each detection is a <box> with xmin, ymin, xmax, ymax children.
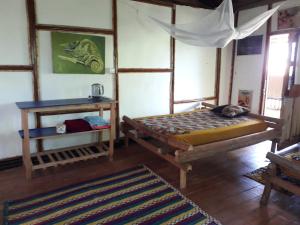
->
<box><xmin>16</xmin><ymin>97</ymin><xmax>116</xmax><ymax>179</ymax></box>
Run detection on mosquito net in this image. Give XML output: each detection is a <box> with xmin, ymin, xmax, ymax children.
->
<box><xmin>147</xmin><ymin>0</ymin><xmax>281</xmax><ymax>48</ymax></box>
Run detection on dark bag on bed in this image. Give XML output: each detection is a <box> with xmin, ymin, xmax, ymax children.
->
<box><xmin>211</xmin><ymin>105</ymin><xmax>249</xmax><ymax>118</ymax></box>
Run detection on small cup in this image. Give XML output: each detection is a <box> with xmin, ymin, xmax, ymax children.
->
<box><xmin>56</xmin><ymin>123</ymin><xmax>66</xmax><ymax>134</ymax></box>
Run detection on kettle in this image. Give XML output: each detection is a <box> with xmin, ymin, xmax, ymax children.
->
<box><xmin>91</xmin><ymin>83</ymin><xmax>104</xmax><ymax>98</ymax></box>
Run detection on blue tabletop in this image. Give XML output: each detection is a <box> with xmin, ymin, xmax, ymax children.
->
<box><xmin>16</xmin><ymin>97</ymin><xmax>114</xmax><ymax>109</ymax></box>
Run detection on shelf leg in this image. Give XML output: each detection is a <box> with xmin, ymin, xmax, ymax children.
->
<box><xmin>180</xmin><ymin>169</ymin><xmax>187</xmax><ymax>189</ymax></box>
<box><xmin>99</xmin><ymin>107</ymin><xmax>103</xmax><ymax>147</ymax></box>
<box><xmin>109</xmin><ymin>103</ymin><xmax>116</xmax><ymax>161</ymax></box>
<box><xmin>21</xmin><ymin>110</ymin><xmax>33</xmax><ymax>179</ymax></box>
<box><xmin>125</xmin><ymin>135</ymin><xmax>129</xmax><ymax>148</ymax></box>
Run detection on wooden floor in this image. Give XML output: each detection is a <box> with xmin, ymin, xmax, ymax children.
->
<box><xmin>0</xmin><ymin>141</ymin><xmax>299</xmax><ymax>225</ymax></box>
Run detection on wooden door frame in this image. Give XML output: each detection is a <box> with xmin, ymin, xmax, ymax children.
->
<box><xmin>260</xmin><ymin>31</ymin><xmax>299</xmax><ymax>116</ymax></box>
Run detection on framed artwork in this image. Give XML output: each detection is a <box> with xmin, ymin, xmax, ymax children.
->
<box><xmin>238</xmin><ymin>90</ymin><xmax>253</xmax><ymax>109</ymax></box>
<box><xmin>278</xmin><ymin>6</ymin><xmax>300</xmax><ymax>30</ymax></box>
<box><xmin>52</xmin><ymin>32</ymin><xmax>105</xmax><ymax>74</ymax></box>
<box><xmin>237</xmin><ymin>35</ymin><xmax>263</xmax><ymax>55</ymax></box>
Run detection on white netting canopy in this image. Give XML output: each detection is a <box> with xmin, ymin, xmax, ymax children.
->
<box><xmin>147</xmin><ymin>0</ymin><xmax>281</xmax><ymax>48</ymax></box>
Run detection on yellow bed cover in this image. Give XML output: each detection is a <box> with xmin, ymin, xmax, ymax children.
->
<box><xmin>135</xmin><ymin>109</ymin><xmax>268</xmax><ymax>146</ymax></box>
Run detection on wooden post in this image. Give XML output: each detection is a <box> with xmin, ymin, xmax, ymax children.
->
<box><xmin>228</xmin><ymin>12</ymin><xmax>239</xmax><ymax>104</ymax></box>
<box><xmin>180</xmin><ymin>169</ymin><xmax>187</xmax><ymax>189</ymax></box>
<box><xmin>109</xmin><ymin>103</ymin><xmax>116</xmax><ymax>161</ymax></box>
<box><xmin>21</xmin><ymin>110</ymin><xmax>32</xmax><ymax>179</ymax></box>
<box><xmin>215</xmin><ymin>48</ymin><xmax>221</xmax><ymax>105</ymax></box>
<box><xmin>259</xmin><ymin>3</ymin><xmax>272</xmax><ymax>114</ymax></box>
<box><xmin>169</xmin><ymin>5</ymin><xmax>176</xmax><ymax>114</ymax></box>
<box><xmin>112</xmin><ymin>0</ymin><xmax>120</xmax><ymax>140</ymax></box>
<box><xmin>26</xmin><ymin>0</ymin><xmax>43</xmax><ymax>153</ymax></box>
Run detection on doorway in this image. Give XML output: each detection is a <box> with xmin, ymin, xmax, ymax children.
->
<box><xmin>263</xmin><ymin>34</ymin><xmax>290</xmax><ymax>118</ymax></box>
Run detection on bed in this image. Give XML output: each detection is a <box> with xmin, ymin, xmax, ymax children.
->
<box><xmin>121</xmin><ymin>103</ymin><xmax>283</xmax><ymax>189</ymax></box>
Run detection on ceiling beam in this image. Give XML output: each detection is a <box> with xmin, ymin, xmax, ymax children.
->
<box><xmin>132</xmin><ymin>0</ymin><xmax>213</xmax><ymax>8</ymax></box>
<box><xmin>173</xmin><ymin>0</ymin><xmax>213</xmax><ymax>8</ymax></box>
<box><xmin>132</xmin><ymin>0</ymin><xmax>173</xmax><ymax>7</ymax></box>
<box><xmin>197</xmin><ymin>0</ymin><xmax>223</xmax><ymax>8</ymax></box>
<box><xmin>133</xmin><ymin>0</ymin><xmax>286</xmax><ymax>11</ymax></box>
<box><xmin>235</xmin><ymin>0</ymin><xmax>286</xmax><ymax>11</ymax></box>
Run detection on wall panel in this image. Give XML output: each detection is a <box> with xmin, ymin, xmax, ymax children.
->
<box><xmin>0</xmin><ymin>0</ymin><xmax>29</xmax><ymax>65</ymax></box>
<box><xmin>118</xmin><ymin>0</ymin><xmax>171</xmax><ymax>68</ymax></box>
<box><xmin>0</xmin><ymin>73</ymin><xmax>35</xmax><ymax>158</ymax></box>
<box><xmin>36</xmin><ymin>0</ymin><xmax>112</xmax><ymax>29</ymax></box>
<box><xmin>119</xmin><ymin>73</ymin><xmax>170</xmax><ymax>118</ymax></box>
<box><xmin>174</xmin><ymin>6</ymin><xmax>216</xmax><ymax>101</ymax></box>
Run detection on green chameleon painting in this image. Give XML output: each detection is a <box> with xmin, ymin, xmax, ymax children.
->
<box><xmin>59</xmin><ymin>39</ymin><xmax>104</xmax><ymax>73</ymax></box>
<box><xmin>52</xmin><ymin>32</ymin><xmax>105</xmax><ymax>74</ymax></box>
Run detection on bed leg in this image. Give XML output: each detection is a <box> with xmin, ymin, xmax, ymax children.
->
<box><xmin>180</xmin><ymin>169</ymin><xmax>187</xmax><ymax>189</ymax></box>
<box><xmin>260</xmin><ymin>164</ymin><xmax>275</xmax><ymax>206</ymax></box>
<box><xmin>270</xmin><ymin>139</ymin><xmax>277</xmax><ymax>153</ymax></box>
<box><xmin>124</xmin><ymin>135</ymin><xmax>129</xmax><ymax>148</ymax></box>
<box><xmin>261</xmin><ymin>182</ymin><xmax>272</xmax><ymax>206</ymax></box>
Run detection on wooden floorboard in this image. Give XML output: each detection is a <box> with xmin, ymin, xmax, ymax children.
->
<box><xmin>0</xmin><ymin>141</ymin><xmax>299</xmax><ymax>224</ymax></box>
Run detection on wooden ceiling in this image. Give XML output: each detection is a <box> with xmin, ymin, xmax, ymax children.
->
<box><xmin>135</xmin><ymin>0</ymin><xmax>285</xmax><ymax>11</ymax></box>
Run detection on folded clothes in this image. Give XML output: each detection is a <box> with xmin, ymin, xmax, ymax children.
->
<box><xmin>92</xmin><ymin>125</ymin><xmax>111</xmax><ymax>129</ymax></box>
<box><xmin>84</xmin><ymin>116</ymin><xmax>110</xmax><ymax>130</ymax></box>
<box><xmin>64</xmin><ymin>119</ymin><xmax>92</xmax><ymax>132</ymax></box>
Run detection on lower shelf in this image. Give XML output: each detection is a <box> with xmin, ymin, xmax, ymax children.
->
<box><xmin>31</xmin><ymin>143</ymin><xmax>109</xmax><ymax>170</ymax></box>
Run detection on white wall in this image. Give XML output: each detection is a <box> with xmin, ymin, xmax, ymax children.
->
<box><xmin>231</xmin><ymin>6</ymin><xmax>268</xmax><ymax>113</ymax></box>
<box><xmin>0</xmin><ymin>0</ymin><xmax>29</xmax><ymax>65</ymax></box>
<box><xmin>36</xmin><ymin>0</ymin><xmax>112</xmax><ymax>29</ymax></box>
<box><xmin>0</xmin><ymin>73</ymin><xmax>35</xmax><ymax>158</ymax></box>
<box><xmin>118</xmin><ymin>0</ymin><xmax>171</xmax><ymax>68</ymax></box>
<box><xmin>119</xmin><ymin>73</ymin><xmax>170</xmax><ymax>118</ymax></box>
<box><xmin>0</xmin><ymin>0</ymin><xmax>224</xmax><ymax>159</ymax></box>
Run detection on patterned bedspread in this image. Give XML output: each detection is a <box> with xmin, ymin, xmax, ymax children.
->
<box><xmin>135</xmin><ymin>109</ymin><xmax>252</xmax><ymax>135</ymax></box>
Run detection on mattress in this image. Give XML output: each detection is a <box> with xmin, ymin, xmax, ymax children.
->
<box><xmin>135</xmin><ymin>109</ymin><xmax>268</xmax><ymax>146</ymax></box>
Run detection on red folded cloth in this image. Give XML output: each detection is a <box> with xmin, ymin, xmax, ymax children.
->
<box><xmin>64</xmin><ymin>119</ymin><xmax>92</xmax><ymax>133</ymax></box>
<box><xmin>92</xmin><ymin>124</ymin><xmax>111</xmax><ymax>130</ymax></box>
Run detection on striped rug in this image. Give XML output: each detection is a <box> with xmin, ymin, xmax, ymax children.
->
<box><xmin>3</xmin><ymin>165</ymin><xmax>221</xmax><ymax>225</ymax></box>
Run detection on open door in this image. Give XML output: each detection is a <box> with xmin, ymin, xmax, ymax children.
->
<box><xmin>263</xmin><ymin>32</ymin><xmax>300</xmax><ymax>118</ymax></box>
<box><xmin>279</xmin><ymin>34</ymin><xmax>300</xmax><ymax>148</ymax></box>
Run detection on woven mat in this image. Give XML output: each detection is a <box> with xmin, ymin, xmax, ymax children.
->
<box><xmin>3</xmin><ymin>165</ymin><xmax>221</xmax><ymax>225</ymax></box>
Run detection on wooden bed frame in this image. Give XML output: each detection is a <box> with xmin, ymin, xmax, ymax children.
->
<box><xmin>121</xmin><ymin>102</ymin><xmax>283</xmax><ymax>189</ymax></box>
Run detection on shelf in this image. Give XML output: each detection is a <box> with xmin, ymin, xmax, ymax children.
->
<box><xmin>31</xmin><ymin>143</ymin><xmax>109</xmax><ymax>170</ymax></box>
<box><xmin>18</xmin><ymin>126</ymin><xmax>110</xmax><ymax>140</ymax></box>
